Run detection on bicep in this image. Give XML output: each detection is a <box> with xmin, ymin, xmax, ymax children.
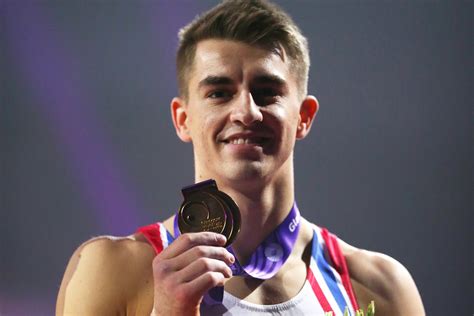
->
<box><xmin>56</xmin><ymin>239</ymin><xmax>127</xmax><ymax>316</ymax></box>
<box><xmin>363</xmin><ymin>253</ymin><xmax>425</xmax><ymax>315</ymax></box>
<box><xmin>385</xmin><ymin>260</ymin><xmax>425</xmax><ymax>315</ymax></box>
<box><xmin>344</xmin><ymin>246</ymin><xmax>425</xmax><ymax>316</ymax></box>
<box><xmin>56</xmin><ymin>244</ymin><xmax>80</xmax><ymax>315</ymax></box>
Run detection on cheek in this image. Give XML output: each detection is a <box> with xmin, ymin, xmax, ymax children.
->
<box><xmin>272</xmin><ymin>106</ymin><xmax>286</xmax><ymax>120</ymax></box>
<box><xmin>194</xmin><ymin>109</ymin><xmax>227</xmax><ymax>145</ymax></box>
<box><xmin>266</xmin><ymin>106</ymin><xmax>299</xmax><ymax>135</ymax></box>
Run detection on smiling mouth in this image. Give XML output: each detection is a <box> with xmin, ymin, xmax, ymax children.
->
<box><xmin>223</xmin><ymin>136</ymin><xmax>271</xmax><ymax>146</ymax></box>
<box><xmin>224</xmin><ymin>137</ymin><xmax>267</xmax><ymax>145</ymax></box>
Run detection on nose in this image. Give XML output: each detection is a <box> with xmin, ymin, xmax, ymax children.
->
<box><xmin>229</xmin><ymin>91</ymin><xmax>263</xmax><ymax>126</ymax></box>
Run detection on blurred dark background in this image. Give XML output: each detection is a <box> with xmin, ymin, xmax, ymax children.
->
<box><xmin>1</xmin><ymin>1</ymin><xmax>472</xmax><ymax>315</ymax></box>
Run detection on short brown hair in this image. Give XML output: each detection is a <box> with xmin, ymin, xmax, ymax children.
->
<box><xmin>176</xmin><ymin>0</ymin><xmax>310</xmax><ymax>99</ymax></box>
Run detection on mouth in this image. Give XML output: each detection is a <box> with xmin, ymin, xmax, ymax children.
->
<box><xmin>223</xmin><ymin>136</ymin><xmax>271</xmax><ymax>146</ymax></box>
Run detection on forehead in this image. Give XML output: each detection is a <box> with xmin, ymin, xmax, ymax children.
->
<box><xmin>189</xmin><ymin>39</ymin><xmax>294</xmax><ymax>87</ymax></box>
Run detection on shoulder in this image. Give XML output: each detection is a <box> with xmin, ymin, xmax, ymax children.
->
<box><xmin>56</xmin><ymin>235</ymin><xmax>155</xmax><ymax>315</ymax></box>
<box><xmin>337</xmin><ymin>237</ymin><xmax>425</xmax><ymax>315</ymax></box>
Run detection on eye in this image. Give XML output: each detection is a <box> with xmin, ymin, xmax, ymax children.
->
<box><xmin>260</xmin><ymin>87</ymin><xmax>279</xmax><ymax>97</ymax></box>
<box><xmin>207</xmin><ymin>90</ymin><xmax>233</xmax><ymax>99</ymax></box>
<box><xmin>252</xmin><ymin>87</ymin><xmax>280</xmax><ymax>106</ymax></box>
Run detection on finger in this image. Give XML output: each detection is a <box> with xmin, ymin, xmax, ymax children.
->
<box><xmin>176</xmin><ymin>257</ymin><xmax>233</xmax><ymax>283</ymax></box>
<box><xmin>170</xmin><ymin>245</ymin><xmax>235</xmax><ymax>271</ymax></box>
<box><xmin>181</xmin><ymin>271</ymin><xmax>229</xmax><ymax>301</ymax></box>
<box><xmin>160</xmin><ymin>232</ymin><xmax>227</xmax><ymax>259</ymax></box>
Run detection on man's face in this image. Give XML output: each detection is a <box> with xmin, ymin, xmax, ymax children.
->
<box><xmin>172</xmin><ymin>39</ymin><xmax>316</xmax><ymax>186</ymax></box>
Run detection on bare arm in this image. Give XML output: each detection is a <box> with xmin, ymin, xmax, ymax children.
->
<box><xmin>56</xmin><ymin>236</ymin><xmax>155</xmax><ymax>316</ymax></box>
<box><xmin>340</xmin><ymin>239</ymin><xmax>425</xmax><ymax>315</ymax></box>
<box><xmin>373</xmin><ymin>253</ymin><xmax>425</xmax><ymax>315</ymax></box>
<box><xmin>57</xmin><ymin>232</ymin><xmax>235</xmax><ymax>316</ymax></box>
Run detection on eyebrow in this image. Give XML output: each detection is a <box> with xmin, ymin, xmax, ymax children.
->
<box><xmin>197</xmin><ymin>74</ymin><xmax>288</xmax><ymax>89</ymax></box>
<box><xmin>198</xmin><ymin>76</ymin><xmax>234</xmax><ymax>89</ymax></box>
<box><xmin>252</xmin><ymin>74</ymin><xmax>287</xmax><ymax>87</ymax></box>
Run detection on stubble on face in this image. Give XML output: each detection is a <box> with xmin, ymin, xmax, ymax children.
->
<box><xmin>184</xmin><ymin>39</ymin><xmax>302</xmax><ymax>186</ymax></box>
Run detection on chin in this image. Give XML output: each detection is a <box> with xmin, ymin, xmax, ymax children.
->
<box><xmin>218</xmin><ymin>162</ymin><xmax>269</xmax><ymax>184</ymax></box>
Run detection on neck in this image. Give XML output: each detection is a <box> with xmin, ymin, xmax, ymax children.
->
<box><xmin>196</xmin><ymin>160</ymin><xmax>295</xmax><ymax>262</ymax></box>
<box><xmin>227</xmin><ymin>183</ymin><xmax>294</xmax><ymax>262</ymax></box>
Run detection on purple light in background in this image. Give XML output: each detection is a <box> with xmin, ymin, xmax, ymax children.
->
<box><xmin>4</xmin><ymin>2</ymin><xmax>143</xmax><ymax>234</ymax></box>
<box><xmin>150</xmin><ymin>2</ymin><xmax>202</xmax><ymax>80</ymax></box>
<box><xmin>0</xmin><ymin>292</ymin><xmax>51</xmax><ymax>316</ymax></box>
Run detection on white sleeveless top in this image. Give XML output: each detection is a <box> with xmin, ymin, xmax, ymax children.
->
<box><xmin>201</xmin><ymin>281</ymin><xmax>320</xmax><ymax>315</ymax></box>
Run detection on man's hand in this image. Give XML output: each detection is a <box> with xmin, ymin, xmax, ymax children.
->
<box><xmin>151</xmin><ymin>232</ymin><xmax>235</xmax><ymax>316</ymax></box>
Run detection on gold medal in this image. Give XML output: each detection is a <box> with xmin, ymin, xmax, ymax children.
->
<box><xmin>178</xmin><ymin>180</ymin><xmax>240</xmax><ymax>247</ymax></box>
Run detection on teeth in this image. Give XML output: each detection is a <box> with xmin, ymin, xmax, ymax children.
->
<box><xmin>230</xmin><ymin>138</ymin><xmax>244</xmax><ymax>144</ymax></box>
<box><xmin>228</xmin><ymin>137</ymin><xmax>264</xmax><ymax>145</ymax></box>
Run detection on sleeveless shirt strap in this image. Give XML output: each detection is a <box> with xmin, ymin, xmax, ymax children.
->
<box><xmin>321</xmin><ymin>228</ymin><xmax>360</xmax><ymax>311</ymax></box>
<box><xmin>137</xmin><ymin>223</ymin><xmax>165</xmax><ymax>254</ymax></box>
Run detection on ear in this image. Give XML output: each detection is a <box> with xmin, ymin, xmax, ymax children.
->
<box><xmin>296</xmin><ymin>95</ymin><xmax>319</xmax><ymax>139</ymax></box>
<box><xmin>171</xmin><ymin>97</ymin><xmax>192</xmax><ymax>142</ymax></box>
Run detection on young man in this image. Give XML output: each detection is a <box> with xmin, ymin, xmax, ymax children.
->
<box><xmin>57</xmin><ymin>1</ymin><xmax>425</xmax><ymax>315</ymax></box>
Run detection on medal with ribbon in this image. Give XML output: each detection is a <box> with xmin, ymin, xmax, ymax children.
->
<box><xmin>174</xmin><ymin>179</ymin><xmax>301</xmax><ymax>304</ymax></box>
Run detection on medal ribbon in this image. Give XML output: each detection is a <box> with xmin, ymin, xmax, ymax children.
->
<box><xmin>173</xmin><ymin>202</ymin><xmax>301</xmax><ymax>279</ymax></box>
<box><xmin>173</xmin><ymin>202</ymin><xmax>301</xmax><ymax>305</ymax></box>
<box><xmin>228</xmin><ymin>203</ymin><xmax>300</xmax><ymax>279</ymax></box>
